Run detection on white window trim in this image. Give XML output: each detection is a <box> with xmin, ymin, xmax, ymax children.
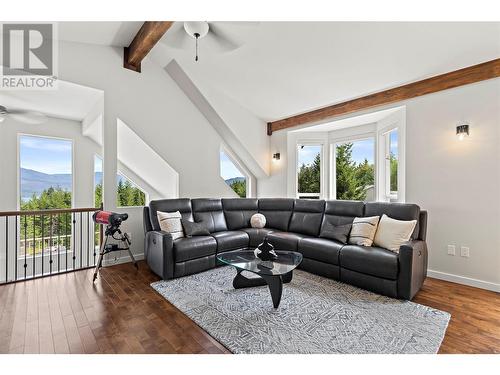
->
<box><xmin>295</xmin><ymin>140</ymin><xmax>326</xmax><ymax>199</ymax></box>
<box><xmin>376</xmin><ymin>108</ymin><xmax>406</xmax><ymax>202</ymax></box>
<box><xmin>17</xmin><ymin>133</ymin><xmax>75</xmax><ymax>210</ymax></box>
<box><xmin>330</xmin><ymin>132</ymin><xmax>377</xmax><ymax>200</ymax></box>
<box><xmin>219</xmin><ymin>145</ymin><xmax>252</xmax><ymax>198</ymax></box>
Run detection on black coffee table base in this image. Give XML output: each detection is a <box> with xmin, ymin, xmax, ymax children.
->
<box><xmin>232</xmin><ymin>269</ymin><xmax>293</xmax><ymax>308</ymax></box>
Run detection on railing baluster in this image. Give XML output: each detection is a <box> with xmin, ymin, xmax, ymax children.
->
<box><xmin>32</xmin><ymin>215</ymin><xmax>36</xmax><ymax>279</ymax></box>
<box><xmin>23</xmin><ymin>216</ymin><xmax>27</xmax><ymax>279</ymax></box>
<box><xmin>5</xmin><ymin>217</ymin><xmax>8</xmax><ymax>283</ymax></box>
<box><xmin>41</xmin><ymin>214</ymin><xmax>44</xmax><ymax>276</ymax></box>
<box><xmin>79</xmin><ymin>213</ymin><xmax>82</xmax><ymax>268</ymax></box>
<box><xmin>57</xmin><ymin>213</ymin><xmax>61</xmax><ymax>273</ymax></box>
<box><xmin>15</xmin><ymin>215</ymin><xmax>18</xmax><ymax>281</ymax></box>
<box><xmin>49</xmin><ymin>214</ymin><xmax>53</xmax><ymax>275</ymax></box>
<box><xmin>87</xmin><ymin>212</ymin><xmax>90</xmax><ymax>268</ymax></box>
<box><xmin>72</xmin><ymin>213</ymin><xmax>76</xmax><ymax>270</ymax></box>
<box><xmin>65</xmin><ymin>213</ymin><xmax>69</xmax><ymax>272</ymax></box>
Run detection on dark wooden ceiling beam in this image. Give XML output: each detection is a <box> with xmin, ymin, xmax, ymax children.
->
<box><xmin>124</xmin><ymin>21</ymin><xmax>174</xmax><ymax>72</ymax></box>
<box><xmin>267</xmin><ymin>58</ymin><xmax>500</xmax><ymax>135</ymax></box>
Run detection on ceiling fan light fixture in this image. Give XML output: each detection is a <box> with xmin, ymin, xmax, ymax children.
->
<box><xmin>183</xmin><ymin>22</ymin><xmax>209</xmax><ymax>39</ymax></box>
<box><xmin>184</xmin><ymin>22</ymin><xmax>209</xmax><ymax>62</ymax></box>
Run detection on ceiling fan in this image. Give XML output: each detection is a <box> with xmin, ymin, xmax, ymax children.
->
<box><xmin>0</xmin><ymin>105</ymin><xmax>48</xmax><ymax>124</ymax></box>
<box><xmin>162</xmin><ymin>21</ymin><xmax>259</xmax><ymax>61</ymax></box>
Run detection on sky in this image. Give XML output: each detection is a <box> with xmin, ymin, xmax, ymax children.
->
<box><xmin>220</xmin><ymin>150</ymin><xmax>244</xmax><ymax>180</ymax></box>
<box><xmin>20</xmin><ymin>135</ymin><xmax>72</xmax><ymax>174</ymax></box>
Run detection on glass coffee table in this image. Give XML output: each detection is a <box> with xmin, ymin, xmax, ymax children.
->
<box><xmin>216</xmin><ymin>249</ymin><xmax>303</xmax><ymax>308</ymax></box>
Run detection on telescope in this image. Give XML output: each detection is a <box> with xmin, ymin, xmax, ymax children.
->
<box><xmin>93</xmin><ymin>211</ymin><xmax>128</xmax><ymax>228</ymax></box>
<box><xmin>92</xmin><ymin>210</ymin><xmax>137</xmax><ymax>282</ymax></box>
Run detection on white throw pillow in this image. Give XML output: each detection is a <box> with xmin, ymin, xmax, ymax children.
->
<box><xmin>348</xmin><ymin>216</ymin><xmax>380</xmax><ymax>246</ymax></box>
<box><xmin>373</xmin><ymin>214</ymin><xmax>417</xmax><ymax>252</ymax></box>
<box><xmin>157</xmin><ymin>211</ymin><xmax>184</xmax><ymax>240</ymax></box>
<box><xmin>250</xmin><ymin>213</ymin><xmax>266</xmax><ymax>229</ymax></box>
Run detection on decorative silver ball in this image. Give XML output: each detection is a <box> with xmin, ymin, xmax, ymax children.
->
<box><xmin>250</xmin><ymin>213</ymin><xmax>266</xmax><ymax>229</ymax></box>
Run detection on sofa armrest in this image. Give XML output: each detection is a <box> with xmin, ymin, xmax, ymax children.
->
<box><xmin>145</xmin><ymin>230</ymin><xmax>174</xmax><ymax>280</ymax></box>
<box><xmin>397</xmin><ymin>240</ymin><xmax>428</xmax><ymax>300</ymax></box>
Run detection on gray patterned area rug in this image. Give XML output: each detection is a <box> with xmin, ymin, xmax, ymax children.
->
<box><xmin>151</xmin><ymin>267</ymin><xmax>450</xmax><ymax>354</ymax></box>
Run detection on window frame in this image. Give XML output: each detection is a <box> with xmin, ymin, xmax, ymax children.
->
<box><xmin>219</xmin><ymin>146</ymin><xmax>251</xmax><ymax>198</ymax></box>
<box><xmin>330</xmin><ymin>133</ymin><xmax>377</xmax><ymax>201</ymax></box>
<box><xmin>295</xmin><ymin>141</ymin><xmax>325</xmax><ymax>199</ymax></box>
<box><xmin>17</xmin><ymin>133</ymin><xmax>75</xmax><ymax>210</ymax></box>
<box><xmin>115</xmin><ymin>169</ymin><xmax>149</xmax><ymax>208</ymax></box>
<box><xmin>381</xmin><ymin>128</ymin><xmax>399</xmax><ymax>201</ymax></box>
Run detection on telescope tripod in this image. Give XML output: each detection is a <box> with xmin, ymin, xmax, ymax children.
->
<box><xmin>93</xmin><ymin>226</ymin><xmax>138</xmax><ymax>282</ymax></box>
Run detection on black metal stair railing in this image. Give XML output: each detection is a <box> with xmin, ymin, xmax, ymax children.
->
<box><xmin>0</xmin><ymin>207</ymin><xmax>103</xmax><ymax>285</ymax></box>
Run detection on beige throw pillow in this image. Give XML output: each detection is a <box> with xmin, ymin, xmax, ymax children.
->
<box><xmin>348</xmin><ymin>216</ymin><xmax>380</xmax><ymax>246</ymax></box>
<box><xmin>373</xmin><ymin>214</ymin><xmax>417</xmax><ymax>252</ymax></box>
<box><xmin>157</xmin><ymin>211</ymin><xmax>184</xmax><ymax>240</ymax></box>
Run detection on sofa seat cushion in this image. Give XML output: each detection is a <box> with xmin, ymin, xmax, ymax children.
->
<box><xmin>265</xmin><ymin>231</ymin><xmax>309</xmax><ymax>251</ymax></box>
<box><xmin>340</xmin><ymin>245</ymin><xmax>399</xmax><ymax>280</ymax></box>
<box><xmin>298</xmin><ymin>237</ymin><xmax>343</xmax><ymax>265</ymax></box>
<box><xmin>211</xmin><ymin>231</ymin><xmax>249</xmax><ymax>252</ymax></box>
<box><xmin>174</xmin><ymin>236</ymin><xmax>217</xmax><ymax>263</ymax></box>
<box><xmin>240</xmin><ymin>228</ymin><xmax>273</xmax><ymax>248</ymax></box>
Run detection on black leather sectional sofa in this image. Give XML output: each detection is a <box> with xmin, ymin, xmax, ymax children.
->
<box><xmin>143</xmin><ymin>198</ymin><xmax>428</xmax><ymax>300</ymax></box>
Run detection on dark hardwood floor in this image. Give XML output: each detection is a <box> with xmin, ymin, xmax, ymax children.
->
<box><xmin>0</xmin><ymin>261</ymin><xmax>498</xmax><ymax>354</ymax></box>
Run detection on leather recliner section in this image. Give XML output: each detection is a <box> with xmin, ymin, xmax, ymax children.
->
<box><xmin>340</xmin><ymin>244</ymin><xmax>399</xmax><ymax>280</ymax></box>
<box><xmin>211</xmin><ymin>231</ymin><xmax>250</xmax><ymax>252</ymax></box>
<box><xmin>149</xmin><ymin>198</ymin><xmax>193</xmax><ymax>231</ymax></box>
<box><xmin>288</xmin><ymin>199</ymin><xmax>325</xmax><ymax>237</ymax></box>
<box><xmin>192</xmin><ymin>198</ymin><xmax>228</xmax><ymax>233</ymax></box>
<box><xmin>258</xmin><ymin>198</ymin><xmax>294</xmax><ymax>231</ymax></box>
<box><xmin>222</xmin><ymin>198</ymin><xmax>259</xmax><ymax>230</ymax></box>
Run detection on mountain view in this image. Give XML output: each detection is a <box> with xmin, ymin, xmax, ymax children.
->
<box><xmin>20</xmin><ymin>168</ymin><xmax>131</xmax><ymax>202</ymax></box>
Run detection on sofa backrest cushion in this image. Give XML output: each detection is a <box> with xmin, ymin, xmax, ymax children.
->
<box><xmin>192</xmin><ymin>198</ymin><xmax>228</xmax><ymax>233</ymax></box>
<box><xmin>288</xmin><ymin>199</ymin><xmax>325</xmax><ymax>236</ymax></box>
<box><xmin>149</xmin><ymin>198</ymin><xmax>193</xmax><ymax>231</ymax></box>
<box><xmin>258</xmin><ymin>198</ymin><xmax>294</xmax><ymax>231</ymax></box>
<box><xmin>364</xmin><ymin>202</ymin><xmax>420</xmax><ymax>239</ymax></box>
<box><xmin>222</xmin><ymin>198</ymin><xmax>258</xmax><ymax>230</ymax></box>
<box><xmin>321</xmin><ymin>200</ymin><xmax>364</xmax><ymax>231</ymax></box>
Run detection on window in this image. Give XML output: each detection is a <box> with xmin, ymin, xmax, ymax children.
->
<box><xmin>297</xmin><ymin>144</ymin><xmax>322</xmax><ymax>199</ymax></box>
<box><xmin>116</xmin><ymin>172</ymin><xmax>146</xmax><ymax>207</ymax></box>
<box><xmin>94</xmin><ymin>155</ymin><xmax>103</xmax><ymax>208</ymax></box>
<box><xmin>220</xmin><ymin>149</ymin><xmax>247</xmax><ymax>198</ymax></box>
<box><xmin>385</xmin><ymin>129</ymin><xmax>398</xmax><ymax>200</ymax></box>
<box><xmin>19</xmin><ymin>135</ymin><xmax>73</xmax><ymax>257</ymax></box>
<box><xmin>334</xmin><ymin>138</ymin><xmax>375</xmax><ymax>201</ymax></box>
<box><xmin>19</xmin><ymin>135</ymin><xmax>73</xmax><ymax>209</ymax></box>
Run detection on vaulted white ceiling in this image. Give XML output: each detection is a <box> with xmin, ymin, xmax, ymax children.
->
<box><xmin>58</xmin><ymin>22</ymin><xmax>500</xmax><ymax>122</ymax></box>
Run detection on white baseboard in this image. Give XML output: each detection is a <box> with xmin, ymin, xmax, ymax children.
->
<box><xmin>427</xmin><ymin>269</ymin><xmax>500</xmax><ymax>293</ymax></box>
<box><xmin>102</xmin><ymin>252</ymin><xmax>144</xmax><ymax>267</ymax></box>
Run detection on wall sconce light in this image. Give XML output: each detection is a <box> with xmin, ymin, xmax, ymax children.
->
<box><xmin>456</xmin><ymin>123</ymin><xmax>469</xmax><ymax>141</ymax></box>
<box><xmin>272</xmin><ymin>152</ymin><xmax>281</xmax><ymax>161</ymax></box>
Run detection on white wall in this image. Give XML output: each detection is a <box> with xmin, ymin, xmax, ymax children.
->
<box><xmin>53</xmin><ymin>40</ymin><xmax>270</xmax><ymax>259</ymax></box>
<box><xmin>259</xmin><ymin>78</ymin><xmax>500</xmax><ymax>291</ymax></box>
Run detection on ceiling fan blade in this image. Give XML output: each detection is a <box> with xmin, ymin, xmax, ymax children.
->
<box><xmin>9</xmin><ymin>110</ymin><xmax>47</xmax><ymax>124</ymax></box>
<box><xmin>160</xmin><ymin>22</ymin><xmax>192</xmax><ymax>50</ymax></box>
<box><xmin>207</xmin><ymin>23</ymin><xmax>242</xmax><ymax>52</ymax></box>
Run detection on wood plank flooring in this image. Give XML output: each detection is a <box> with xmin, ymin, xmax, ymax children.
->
<box><xmin>0</xmin><ymin>261</ymin><xmax>498</xmax><ymax>354</ymax></box>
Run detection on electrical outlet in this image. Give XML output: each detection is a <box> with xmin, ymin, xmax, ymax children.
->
<box><xmin>461</xmin><ymin>246</ymin><xmax>470</xmax><ymax>258</ymax></box>
<box><xmin>447</xmin><ymin>245</ymin><xmax>456</xmax><ymax>256</ymax></box>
